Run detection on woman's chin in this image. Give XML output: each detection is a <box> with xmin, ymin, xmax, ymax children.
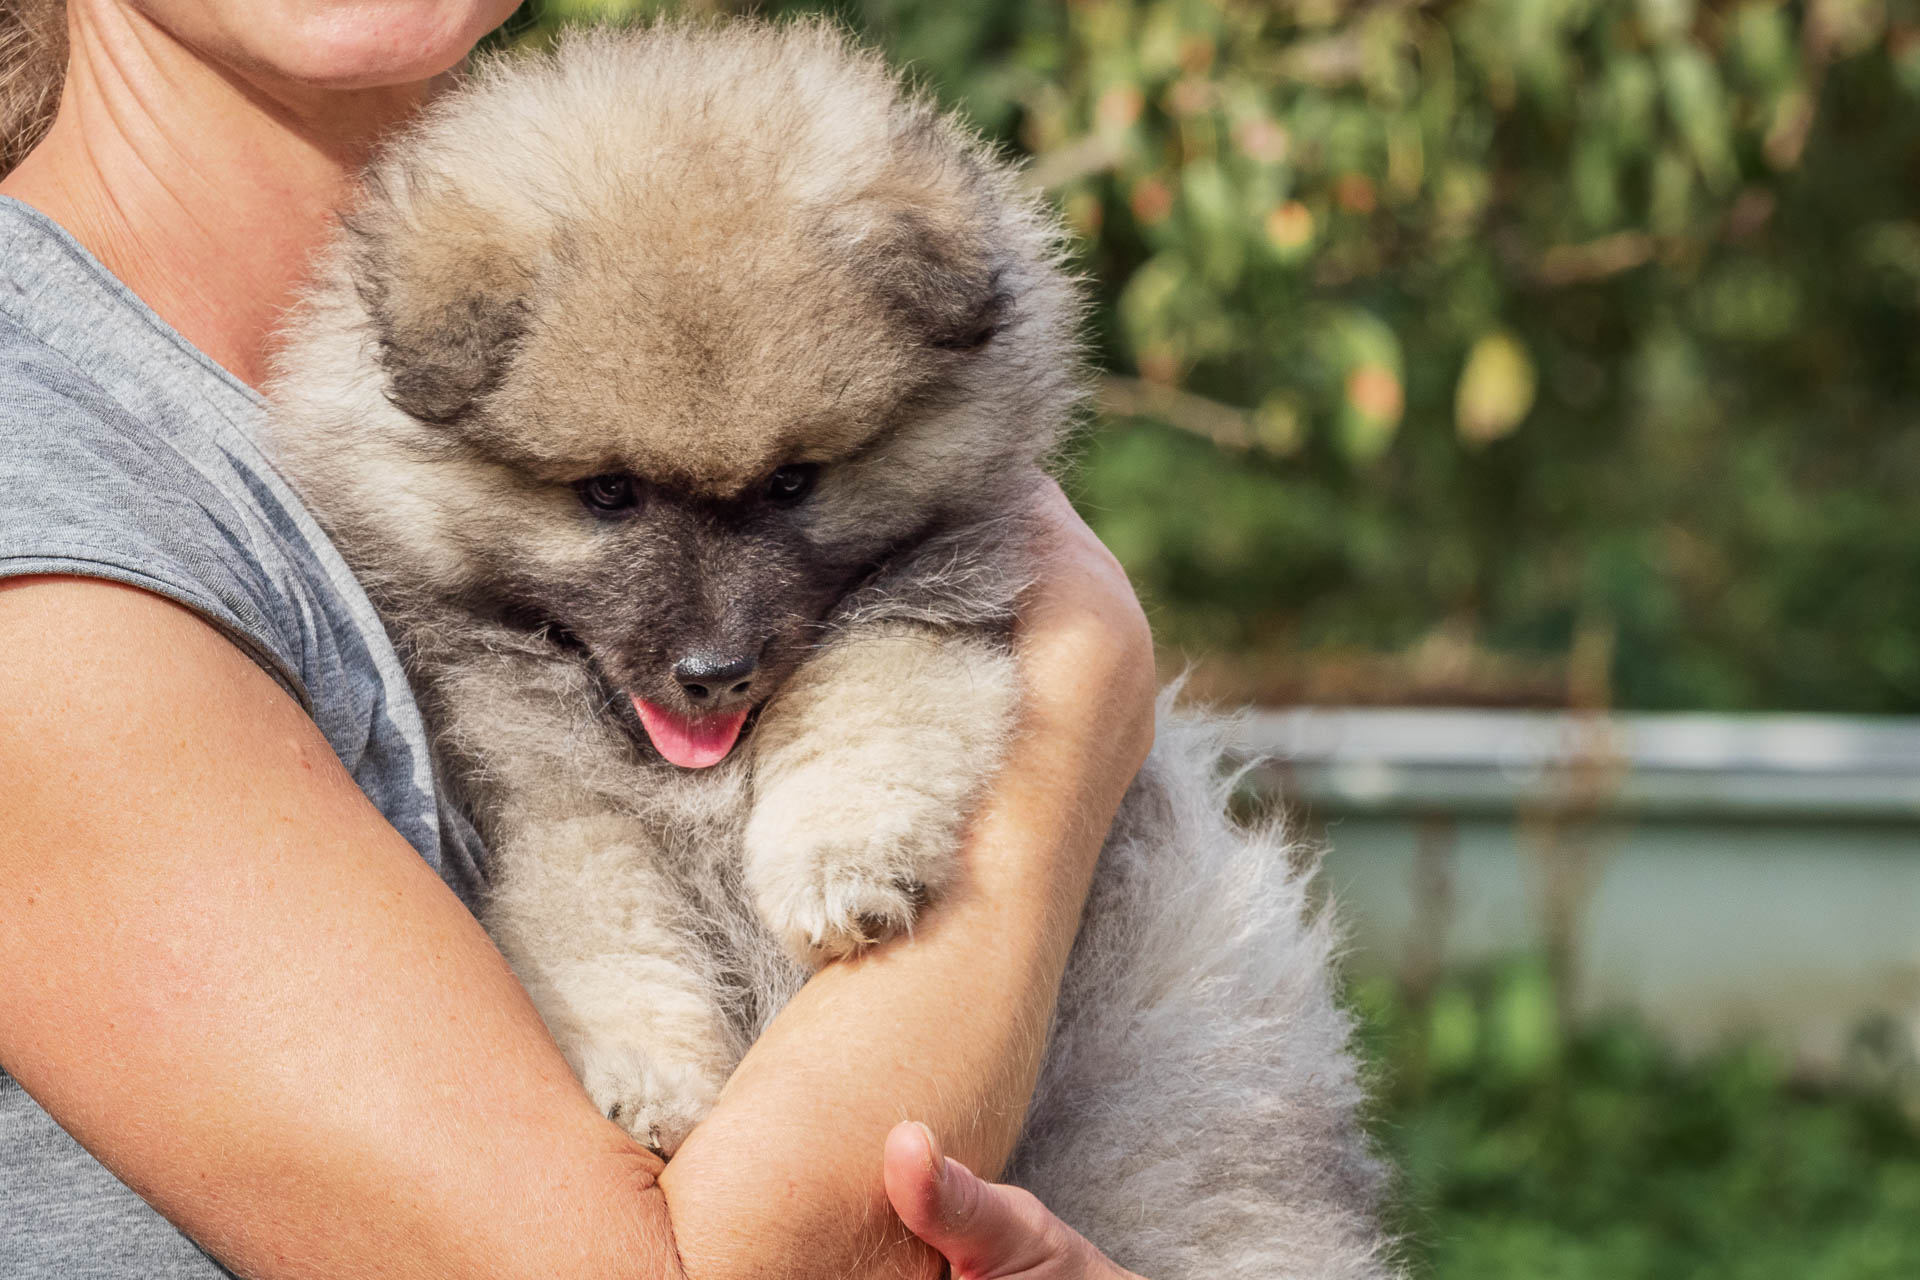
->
<box><xmin>198</xmin><ymin>0</ymin><xmax>518</xmax><ymax>92</ymax></box>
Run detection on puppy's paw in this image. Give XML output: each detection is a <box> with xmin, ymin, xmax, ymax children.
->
<box><xmin>575</xmin><ymin>1039</ymin><xmax>724</xmax><ymax>1157</ymax></box>
<box><xmin>744</xmin><ymin>794</ymin><xmax>957</xmax><ymax>966</ymax></box>
<box><xmin>760</xmin><ymin>859</ymin><xmax>930</xmax><ymax>965</ymax></box>
<box><xmin>742</xmin><ymin>627</ymin><xmax>1018</xmax><ymax>966</ymax></box>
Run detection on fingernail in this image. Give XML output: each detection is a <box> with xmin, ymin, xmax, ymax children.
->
<box><xmin>913</xmin><ymin>1121</ymin><xmax>946</xmax><ymax>1185</ymax></box>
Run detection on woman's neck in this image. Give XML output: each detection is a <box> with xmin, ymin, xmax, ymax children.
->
<box><xmin>1</xmin><ymin>4</ymin><xmax>433</xmax><ymax>387</ymax></box>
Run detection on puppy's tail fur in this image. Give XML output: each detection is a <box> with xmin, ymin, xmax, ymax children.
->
<box><xmin>1009</xmin><ymin>694</ymin><xmax>1398</xmax><ymax>1278</ymax></box>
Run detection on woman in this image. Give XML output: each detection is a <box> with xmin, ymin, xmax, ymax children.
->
<box><xmin>0</xmin><ymin>2</ymin><xmax>1155</xmax><ymax>1276</ymax></box>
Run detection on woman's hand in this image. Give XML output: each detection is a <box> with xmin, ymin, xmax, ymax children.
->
<box><xmin>883</xmin><ymin>1122</ymin><xmax>1148</xmax><ymax>1280</ymax></box>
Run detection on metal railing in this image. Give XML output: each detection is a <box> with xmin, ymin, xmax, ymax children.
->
<box><xmin>1235</xmin><ymin>707</ymin><xmax>1920</xmax><ymax>820</ymax></box>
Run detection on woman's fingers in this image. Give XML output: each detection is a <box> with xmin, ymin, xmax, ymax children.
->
<box><xmin>883</xmin><ymin>1122</ymin><xmax>1142</xmax><ymax>1280</ymax></box>
<box><xmin>882</xmin><ymin>1121</ymin><xmax>1062</xmax><ymax>1276</ymax></box>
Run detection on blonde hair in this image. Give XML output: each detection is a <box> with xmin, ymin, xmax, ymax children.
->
<box><xmin>0</xmin><ymin>0</ymin><xmax>64</xmax><ymax>175</ymax></box>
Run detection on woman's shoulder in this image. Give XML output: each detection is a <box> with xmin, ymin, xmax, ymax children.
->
<box><xmin>0</xmin><ymin>195</ymin><xmax>290</xmax><ymax>594</ymax></box>
<box><xmin>0</xmin><ymin>318</ymin><xmax>299</xmax><ymax>679</ymax></box>
<box><xmin>0</xmin><ymin>198</ymin><xmax>481</xmax><ymax>897</ymax></box>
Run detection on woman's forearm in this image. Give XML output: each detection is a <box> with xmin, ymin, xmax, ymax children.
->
<box><xmin>661</xmin><ymin>749</ymin><xmax>1109</xmax><ymax>1280</ymax></box>
<box><xmin>0</xmin><ymin>579</ymin><xmax>683</xmax><ymax>1280</ymax></box>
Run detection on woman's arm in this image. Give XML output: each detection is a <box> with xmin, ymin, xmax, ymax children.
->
<box><xmin>0</xmin><ymin>576</ymin><xmax>675</xmax><ymax>1279</ymax></box>
<box><xmin>0</xmin><ymin>496</ymin><xmax>1154</xmax><ymax>1280</ymax></box>
<box><xmin>661</xmin><ymin>486</ymin><xmax>1156</xmax><ymax>1277</ymax></box>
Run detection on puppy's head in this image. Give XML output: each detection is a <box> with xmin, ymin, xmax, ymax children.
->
<box><xmin>325</xmin><ymin>21</ymin><xmax>1081</xmax><ymax>767</ymax></box>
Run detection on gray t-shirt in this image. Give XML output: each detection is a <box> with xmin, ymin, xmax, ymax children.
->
<box><xmin>0</xmin><ymin>197</ymin><xmax>487</xmax><ymax>1276</ymax></box>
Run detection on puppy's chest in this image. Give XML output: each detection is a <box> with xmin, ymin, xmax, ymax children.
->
<box><xmin>416</xmin><ymin>641</ymin><xmax>746</xmax><ymax>846</ymax></box>
<box><xmin>449</xmin><ymin>708</ymin><xmax>757</xmax><ymax>874</ymax></box>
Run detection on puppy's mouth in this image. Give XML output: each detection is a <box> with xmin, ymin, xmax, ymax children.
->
<box><xmin>631</xmin><ymin>697</ymin><xmax>751</xmax><ymax>769</ymax></box>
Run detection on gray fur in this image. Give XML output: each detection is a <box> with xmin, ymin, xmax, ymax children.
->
<box><xmin>262</xmin><ymin>20</ymin><xmax>1392</xmax><ymax>1276</ymax></box>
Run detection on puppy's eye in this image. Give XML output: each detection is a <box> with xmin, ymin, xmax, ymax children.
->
<box><xmin>765</xmin><ymin>463</ymin><xmax>819</xmax><ymax>505</ymax></box>
<box><xmin>930</xmin><ymin>323</ymin><xmax>1001</xmax><ymax>352</ymax></box>
<box><xmin>930</xmin><ymin>288</ymin><xmax>1011</xmax><ymax>352</ymax></box>
<box><xmin>577</xmin><ymin>474</ymin><xmax>640</xmax><ymax>514</ymax></box>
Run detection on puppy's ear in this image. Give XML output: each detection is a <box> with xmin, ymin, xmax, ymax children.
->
<box><xmin>348</xmin><ymin>190</ymin><xmax>533</xmax><ymax>426</ymax></box>
<box><xmin>830</xmin><ymin>187</ymin><xmax>1011</xmax><ymax>354</ymax></box>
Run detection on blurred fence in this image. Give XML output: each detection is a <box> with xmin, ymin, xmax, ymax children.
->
<box><xmin>1241</xmin><ymin>706</ymin><xmax>1920</xmax><ymax>1067</ymax></box>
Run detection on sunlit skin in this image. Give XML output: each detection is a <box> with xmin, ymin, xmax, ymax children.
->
<box><xmin>0</xmin><ymin>2</ymin><xmax>1158</xmax><ymax>1275</ymax></box>
<box><xmin>882</xmin><ymin>1122</ymin><xmax>1150</xmax><ymax>1279</ymax></box>
<box><xmin>1</xmin><ymin>0</ymin><xmax>518</xmax><ymax>385</ymax></box>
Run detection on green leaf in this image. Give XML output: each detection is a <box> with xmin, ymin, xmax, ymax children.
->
<box><xmin>1659</xmin><ymin>44</ymin><xmax>1737</xmax><ymax>190</ymax></box>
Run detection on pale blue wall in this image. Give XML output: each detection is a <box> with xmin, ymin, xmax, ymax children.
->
<box><xmin>1314</xmin><ymin>810</ymin><xmax>1920</xmax><ymax>1063</ymax></box>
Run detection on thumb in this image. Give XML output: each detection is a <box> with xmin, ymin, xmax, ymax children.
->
<box><xmin>883</xmin><ymin>1121</ymin><xmax>1071</xmax><ymax>1279</ymax></box>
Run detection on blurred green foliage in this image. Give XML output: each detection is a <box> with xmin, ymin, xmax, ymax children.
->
<box><xmin>507</xmin><ymin>0</ymin><xmax>1920</xmax><ymax>712</ymax></box>
<box><xmin>491</xmin><ymin>12</ymin><xmax>1920</xmax><ymax>1268</ymax></box>
<box><xmin>1356</xmin><ymin>962</ymin><xmax>1920</xmax><ymax>1278</ymax></box>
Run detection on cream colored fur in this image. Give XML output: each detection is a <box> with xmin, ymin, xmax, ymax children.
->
<box><xmin>263</xmin><ymin>20</ymin><xmax>1395</xmax><ymax>1275</ymax></box>
<box><xmin>744</xmin><ymin>625</ymin><xmax>1018</xmax><ymax>963</ymax></box>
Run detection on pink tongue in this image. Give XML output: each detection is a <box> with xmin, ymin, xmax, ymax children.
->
<box><xmin>633</xmin><ymin>697</ymin><xmax>749</xmax><ymax>769</ymax></box>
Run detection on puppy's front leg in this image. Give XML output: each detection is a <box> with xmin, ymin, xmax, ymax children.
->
<box><xmin>485</xmin><ymin>813</ymin><xmax>739</xmax><ymax>1155</ymax></box>
<box><xmin>744</xmin><ymin>624</ymin><xmax>1019</xmax><ymax>965</ymax></box>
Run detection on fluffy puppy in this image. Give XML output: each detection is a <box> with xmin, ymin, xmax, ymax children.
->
<box><xmin>265</xmin><ymin>21</ymin><xmax>1392</xmax><ymax>1278</ymax></box>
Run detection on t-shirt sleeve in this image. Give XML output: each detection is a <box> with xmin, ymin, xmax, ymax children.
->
<box><xmin>0</xmin><ymin>356</ymin><xmax>310</xmax><ymax>710</ymax></box>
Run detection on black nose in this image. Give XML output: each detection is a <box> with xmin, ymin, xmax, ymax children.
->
<box><xmin>672</xmin><ymin>651</ymin><xmax>758</xmax><ymax>705</ymax></box>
